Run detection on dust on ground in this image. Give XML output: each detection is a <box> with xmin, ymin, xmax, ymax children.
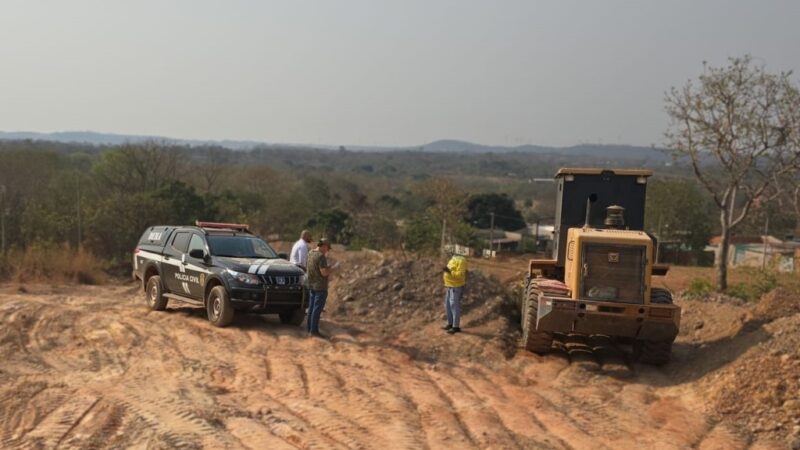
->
<box><xmin>0</xmin><ymin>251</ymin><xmax>795</xmax><ymax>449</ymax></box>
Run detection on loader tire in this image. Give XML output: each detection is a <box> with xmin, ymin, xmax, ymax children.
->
<box><xmin>650</xmin><ymin>287</ymin><xmax>673</xmax><ymax>304</ymax></box>
<box><xmin>635</xmin><ymin>287</ymin><xmax>674</xmax><ymax>365</ymax></box>
<box><xmin>519</xmin><ymin>279</ymin><xmax>554</xmax><ymax>354</ymax></box>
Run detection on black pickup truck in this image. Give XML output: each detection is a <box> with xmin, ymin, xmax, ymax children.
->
<box><xmin>132</xmin><ymin>221</ymin><xmax>306</xmax><ymax>327</ymax></box>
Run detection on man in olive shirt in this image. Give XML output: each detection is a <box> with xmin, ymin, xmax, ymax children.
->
<box><xmin>306</xmin><ymin>238</ymin><xmax>335</xmax><ymax>337</ymax></box>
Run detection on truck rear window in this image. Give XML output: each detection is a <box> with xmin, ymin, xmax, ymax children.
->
<box><xmin>171</xmin><ymin>232</ymin><xmax>191</xmax><ymax>253</ymax></box>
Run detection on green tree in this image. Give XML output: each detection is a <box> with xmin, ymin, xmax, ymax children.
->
<box><xmin>645</xmin><ymin>177</ymin><xmax>715</xmax><ymax>262</ymax></box>
<box><xmin>404</xmin><ymin>216</ymin><xmax>441</xmax><ymax>253</ymax></box>
<box><xmin>92</xmin><ymin>142</ymin><xmax>185</xmax><ymax>193</ymax></box>
<box><xmin>465</xmin><ymin>193</ymin><xmax>526</xmax><ymax>230</ymax></box>
<box><xmin>306</xmin><ymin>209</ymin><xmax>352</xmax><ymax>244</ymax></box>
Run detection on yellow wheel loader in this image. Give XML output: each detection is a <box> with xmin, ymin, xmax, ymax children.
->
<box><xmin>521</xmin><ymin>168</ymin><xmax>680</xmax><ymax>365</ymax></box>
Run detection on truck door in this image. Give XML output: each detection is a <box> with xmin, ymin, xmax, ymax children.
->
<box><xmin>185</xmin><ymin>233</ymin><xmax>211</xmax><ymax>299</ymax></box>
<box><xmin>163</xmin><ymin>231</ymin><xmax>191</xmax><ymax>295</ymax></box>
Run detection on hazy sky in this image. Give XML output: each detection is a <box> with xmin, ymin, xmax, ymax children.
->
<box><xmin>1</xmin><ymin>1</ymin><xmax>799</xmax><ymax>147</ymax></box>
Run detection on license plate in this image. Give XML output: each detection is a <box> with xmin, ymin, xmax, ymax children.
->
<box><xmin>275</xmin><ymin>276</ymin><xmax>286</xmax><ymax>285</ymax></box>
<box><xmin>585</xmin><ymin>304</ymin><xmax>598</xmax><ymax>311</ymax></box>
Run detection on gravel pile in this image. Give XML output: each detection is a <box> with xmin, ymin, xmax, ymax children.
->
<box><xmin>705</xmin><ymin>288</ymin><xmax>800</xmax><ymax>447</ymax></box>
<box><xmin>327</xmin><ymin>253</ymin><xmax>521</xmax><ymax>361</ymax></box>
<box><xmin>331</xmin><ymin>255</ymin><xmax>516</xmax><ymax>330</ymax></box>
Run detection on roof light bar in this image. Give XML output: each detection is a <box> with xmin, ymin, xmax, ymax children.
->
<box><xmin>195</xmin><ymin>221</ymin><xmax>250</xmax><ymax>231</ymax></box>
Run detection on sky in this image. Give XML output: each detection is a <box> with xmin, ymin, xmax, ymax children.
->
<box><xmin>1</xmin><ymin>0</ymin><xmax>799</xmax><ymax>148</ymax></box>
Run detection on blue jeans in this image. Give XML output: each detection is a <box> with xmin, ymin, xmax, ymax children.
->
<box><xmin>444</xmin><ymin>286</ymin><xmax>464</xmax><ymax>328</ymax></box>
<box><xmin>307</xmin><ymin>289</ymin><xmax>328</xmax><ymax>333</ymax></box>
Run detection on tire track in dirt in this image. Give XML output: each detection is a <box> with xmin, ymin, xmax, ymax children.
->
<box><xmin>319</xmin><ymin>352</ymin><xmax>429</xmax><ymax>450</ymax></box>
<box><xmin>410</xmin><ymin>369</ymin><xmax>483</xmax><ymax>449</ymax></box>
<box><xmin>499</xmin><ymin>381</ymin><xmax>605</xmax><ymax>450</ymax></box>
<box><xmin>21</xmin><ymin>393</ymin><xmax>99</xmax><ymax>449</ymax></box>
<box><xmin>458</xmin><ymin>367</ymin><xmax>570</xmax><ymax>449</ymax></box>
<box><xmin>0</xmin><ymin>284</ymin><xmax>767</xmax><ymax>449</ymax></box>
<box><xmin>426</xmin><ymin>367</ymin><xmax>529</xmax><ymax>450</ymax></box>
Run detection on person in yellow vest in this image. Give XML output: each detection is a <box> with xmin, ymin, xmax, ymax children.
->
<box><xmin>442</xmin><ymin>251</ymin><xmax>468</xmax><ymax>334</ymax></box>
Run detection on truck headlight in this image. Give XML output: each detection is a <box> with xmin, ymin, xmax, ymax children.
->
<box><xmin>300</xmin><ymin>273</ymin><xmax>308</xmax><ymax>286</ymax></box>
<box><xmin>226</xmin><ymin>269</ymin><xmax>261</xmax><ymax>285</ymax></box>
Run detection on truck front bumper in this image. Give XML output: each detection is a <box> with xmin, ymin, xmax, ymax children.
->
<box><xmin>536</xmin><ymin>296</ymin><xmax>680</xmax><ymax>341</ymax></box>
<box><xmin>230</xmin><ymin>285</ymin><xmax>305</xmax><ymax>311</ymax></box>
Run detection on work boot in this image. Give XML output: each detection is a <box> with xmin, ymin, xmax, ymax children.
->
<box><xmin>447</xmin><ymin>327</ymin><xmax>461</xmax><ymax>334</ymax></box>
<box><xmin>442</xmin><ymin>324</ymin><xmax>453</xmax><ymax>331</ymax></box>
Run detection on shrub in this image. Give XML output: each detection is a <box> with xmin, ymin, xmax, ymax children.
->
<box><xmin>686</xmin><ymin>277</ymin><xmax>714</xmax><ymax>298</ymax></box>
<box><xmin>9</xmin><ymin>243</ymin><xmax>107</xmax><ymax>285</ymax></box>
<box><xmin>726</xmin><ymin>270</ymin><xmax>778</xmax><ymax>302</ymax></box>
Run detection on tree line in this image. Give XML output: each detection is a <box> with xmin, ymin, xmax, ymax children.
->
<box><xmin>3</xmin><ymin>55</ymin><xmax>800</xmax><ymax>293</ymax></box>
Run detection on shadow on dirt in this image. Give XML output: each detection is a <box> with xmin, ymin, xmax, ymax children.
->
<box><xmin>603</xmin><ymin>319</ymin><xmax>772</xmax><ymax>386</ymax></box>
<box><xmin>162</xmin><ymin>305</ymin><xmax>307</xmax><ymax>335</ymax></box>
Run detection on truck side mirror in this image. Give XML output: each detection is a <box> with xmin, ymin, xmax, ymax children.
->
<box><xmin>189</xmin><ymin>249</ymin><xmax>205</xmax><ymax>259</ymax></box>
<box><xmin>278</xmin><ymin>252</ymin><xmax>289</xmax><ymax>260</ymax></box>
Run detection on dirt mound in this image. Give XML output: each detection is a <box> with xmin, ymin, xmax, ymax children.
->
<box><xmin>329</xmin><ymin>252</ymin><xmax>520</xmax><ymax>361</ymax></box>
<box><xmin>752</xmin><ymin>287</ymin><xmax>800</xmax><ymax>323</ymax></box>
<box><xmin>701</xmin><ymin>289</ymin><xmax>800</xmax><ymax>447</ymax></box>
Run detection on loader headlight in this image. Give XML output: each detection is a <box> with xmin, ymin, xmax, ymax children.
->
<box><xmin>226</xmin><ymin>269</ymin><xmax>261</xmax><ymax>285</ymax></box>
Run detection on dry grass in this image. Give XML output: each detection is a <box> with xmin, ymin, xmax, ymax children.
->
<box><xmin>1</xmin><ymin>244</ymin><xmax>108</xmax><ymax>285</ymax></box>
<box><xmin>655</xmin><ymin>265</ymin><xmax>799</xmax><ymax>300</ymax></box>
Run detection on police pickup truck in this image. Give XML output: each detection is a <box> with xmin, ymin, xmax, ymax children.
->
<box><xmin>132</xmin><ymin>221</ymin><xmax>306</xmax><ymax>327</ymax></box>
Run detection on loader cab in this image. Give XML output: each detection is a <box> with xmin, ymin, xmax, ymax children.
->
<box><xmin>555</xmin><ymin>168</ymin><xmax>656</xmax><ymax>304</ymax></box>
<box><xmin>552</xmin><ymin>168</ymin><xmax>651</xmax><ymax>266</ymax></box>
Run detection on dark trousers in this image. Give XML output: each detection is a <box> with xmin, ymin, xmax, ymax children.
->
<box><xmin>307</xmin><ymin>289</ymin><xmax>328</xmax><ymax>333</ymax></box>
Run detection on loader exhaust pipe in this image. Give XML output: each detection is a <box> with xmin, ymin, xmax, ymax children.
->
<box><xmin>584</xmin><ymin>194</ymin><xmax>598</xmax><ymax>227</ymax></box>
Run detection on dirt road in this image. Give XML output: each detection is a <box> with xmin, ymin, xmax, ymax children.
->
<box><xmin>0</xmin><ymin>283</ymin><xmax>784</xmax><ymax>449</ymax></box>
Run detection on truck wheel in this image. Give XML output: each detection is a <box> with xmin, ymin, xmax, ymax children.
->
<box><xmin>145</xmin><ymin>275</ymin><xmax>168</xmax><ymax>311</ymax></box>
<box><xmin>520</xmin><ymin>279</ymin><xmax>553</xmax><ymax>354</ymax></box>
<box><xmin>635</xmin><ymin>287</ymin><xmax>675</xmax><ymax>365</ymax></box>
<box><xmin>279</xmin><ymin>308</ymin><xmax>305</xmax><ymax>326</ymax></box>
<box><xmin>207</xmin><ymin>286</ymin><xmax>234</xmax><ymax>327</ymax></box>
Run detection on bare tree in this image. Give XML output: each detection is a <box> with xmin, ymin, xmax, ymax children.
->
<box><xmin>195</xmin><ymin>146</ymin><xmax>229</xmax><ymax>193</ymax></box>
<box><xmin>93</xmin><ymin>140</ymin><xmax>187</xmax><ymax>193</ymax></box>
<box><xmin>665</xmin><ymin>56</ymin><xmax>800</xmax><ymax>290</ymax></box>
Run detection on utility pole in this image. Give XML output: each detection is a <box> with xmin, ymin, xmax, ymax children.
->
<box><xmin>489</xmin><ymin>212</ymin><xmax>495</xmax><ymax>256</ymax></box>
<box><xmin>656</xmin><ymin>215</ymin><xmax>663</xmax><ymax>263</ymax></box>
<box><xmin>440</xmin><ymin>218</ymin><xmax>447</xmax><ymax>258</ymax></box>
<box><xmin>762</xmin><ymin>216</ymin><xmax>769</xmax><ymax>270</ymax></box>
<box><xmin>0</xmin><ymin>184</ymin><xmax>5</xmax><ymax>255</ymax></box>
<box><xmin>77</xmin><ymin>176</ymin><xmax>82</xmax><ymax>249</ymax></box>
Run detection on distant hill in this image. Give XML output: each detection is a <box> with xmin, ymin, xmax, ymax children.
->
<box><xmin>421</xmin><ymin>139</ymin><xmax>671</xmax><ymax>163</ymax></box>
<box><xmin>0</xmin><ymin>131</ymin><xmax>671</xmax><ymax>163</ymax></box>
<box><xmin>0</xmin><ymin>131</ymin><xmax>271</xmax><ymax>151</ymax></box>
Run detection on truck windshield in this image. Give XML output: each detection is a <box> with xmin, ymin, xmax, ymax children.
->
<box><xmin>207</xmin><ymin>235</ymin><xmax>278</xmax><ymax>259</ymax></box>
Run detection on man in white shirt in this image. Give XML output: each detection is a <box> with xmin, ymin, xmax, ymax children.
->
<box><xmin>289</xmin><ymin>230</ymin><xmax>312</xmax><ymax>271</ymax></box>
